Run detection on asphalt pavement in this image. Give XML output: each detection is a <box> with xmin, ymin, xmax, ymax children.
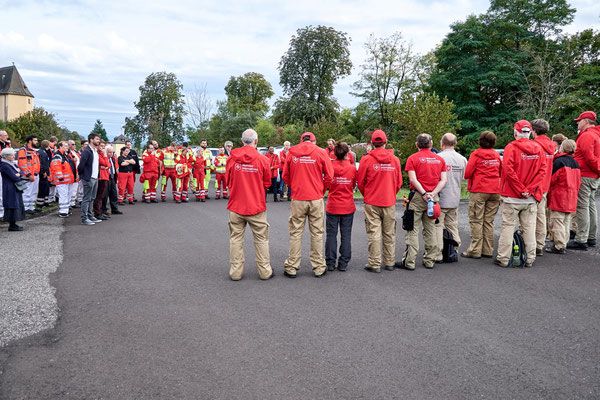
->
<box><xmin>1</xmin><ymin>191</ymin><xmax>599</xmax><ymax>399</ymax></box>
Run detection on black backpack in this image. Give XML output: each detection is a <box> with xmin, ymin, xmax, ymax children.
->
<box><xmin>507</xmin><ymin>230</ymin><xmax>527</xmax><ymax>268</ymax></box>
<box><xmin>442</xmin><ymin>228</ymin><xmax>459</xmax><ymax>263</ymax></box>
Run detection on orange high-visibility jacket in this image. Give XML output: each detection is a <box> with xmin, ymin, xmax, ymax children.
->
<box><xmin>50</xmin><ymin>151</ymin><xmax>75</xmax><ymax>185</ymax></box>
<box><xmin>17</xmin><ymin>146</ymin><xmax>41</xmax><ymax>177</ymax></box>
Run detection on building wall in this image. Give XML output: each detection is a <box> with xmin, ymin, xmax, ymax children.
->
<box><xmin>0</xmin><ymin>94</ymin><xmax>34</xmax><ymax>122</ymax></box>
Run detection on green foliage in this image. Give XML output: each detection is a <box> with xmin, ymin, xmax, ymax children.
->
<box><xmin>224</xmin><ymin>72</ymin><xmax>274</xmax><ymax>116</ymax></box>
<box><xmin>6</xmin><ymin>107</ymin><xmax>62</xmax><ymax>144</ymax></box>
<box><xmin>391</xmin><ymin>93</ymin><xmax>460</xmax><ymax>160</ymax></box>
<box><xmin>90</xmin><ymin>119</ymin><xmax>109</xmax><ymax>142</ymax></box>
<box><xmin>124</xmin><ymin>71</ymin><xmax>186</xmax><ymax>148</ymax></box>
<box><xmin>275</xmin><ymin>25</ymin><xmax>352</xmax><ymax>125</ymax></box>
<box><xmin>487</xmin><ymin>0</ymin><xmax>575</xmax><ymax>36</ymax></box>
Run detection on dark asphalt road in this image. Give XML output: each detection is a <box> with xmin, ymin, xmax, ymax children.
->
<box><xmin>1</xmin><ymin>189</ymin><xmax>599</xmax><ymax>399</ymax></box>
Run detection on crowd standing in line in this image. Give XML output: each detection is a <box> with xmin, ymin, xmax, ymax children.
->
<box><xmin>1</xmin><ymin>111</ymin><xmax>598</xmax><ymax>281</ymax></box>
<box><xmin>224</xmin><ymin>111</ymin><xmax>599</xmax><ymax>280</ymax></box>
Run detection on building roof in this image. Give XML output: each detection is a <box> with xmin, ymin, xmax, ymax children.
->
<box><xmin>0</xmin><ymin>65</ymin><xmax>34</xmax><ymax>97</ymax></box>
<box><xmin>112</xmin><ymin>135</ymin><xmax>129</xmax><ymax>143</ymax></box>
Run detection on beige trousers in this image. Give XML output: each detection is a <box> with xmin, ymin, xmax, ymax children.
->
<box><xmin>535</xmin><ymin>193</ymin><xmax>548</xmax><ymax>250</ymax></box>
<box><xmin>465</xmin><ymin>192</ymin><xmax>501</xmax><ymax>257</ymax></box>
<box><xmin>548</xmin><ymin>211</ymin><xmax>572</xmax><ymax>250</ymax></box>
<box><xmin>283</xmin><ymin>199</ymin><xmax>326</xmax><ymax>276</ymax></box>
<box><xmin>496</xmin><ymin>202</ymin><xmax>537</xmax><ymax>265</ymax></box>
<box><xmin>435</xmin><ymin>207</ymin><xmax>460</xmax><ymax>261</ymax></box>
<box><xmin>403</xmin><ymin>195</ymin><xmax>439</xmax><ymax>269</ymax></box>
<box><xmin>229</xmin><ymin>211</ymin><xmax>272</xmax><ymax>280</ymax></box>
<box><xmin>364</xmin><ymin>204</ymin><xmax>397</xmax><ymax>268</ymax></box>
<box><xmin>575</xmin><ymin>177</ymin><xmax>599</xmax><ymax>243</ymax></box>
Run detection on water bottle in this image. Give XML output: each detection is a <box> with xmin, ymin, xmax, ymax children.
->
<box><xmin>512</xmin><ymin>244</ymin><xmax>521</xmax><ymax>267</ymax></box>
<box><xmin>427</xmin><ymin>199</ymin><xmax>434</xmax><ymax>217</ymax></box>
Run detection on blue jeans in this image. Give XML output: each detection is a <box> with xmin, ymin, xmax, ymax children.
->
<box><xmin>325</xmin><ymin>212</ymin><xmax>354</xmax><ymax>270</ymax></box>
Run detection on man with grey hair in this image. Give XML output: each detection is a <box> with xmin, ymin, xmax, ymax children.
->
<box><xmin>279</xmin><ymin>140</ymin><xmax>291</xmax><ymax>200</ymax></box>
<box><xmin>435</xmin><ymin>133</ymin><xmax>467</xmax><ymax>262</ymax></box>
<box><xmin>401</xmin><ymin>133</ymin><xmax>448</xmax><ymax>270</ymax></box>
<box><xmin>532</xmin><ymin>118</ymin><xmax>557</xmax><ymax>256</ymax></box>
<box><xmin>224</xmin><ymin>140</ymin><xmax>233</xmax><ymax>156</ymax></box>
<box><xmin>495</xmin><ymin>120</ymin><xmax>547</xmax><ymax>268</ymax></box>
<box><xmin>225</xmin><ymin>128</ymin><xmax>273</xmax><ymax>281</ymax></box>
<box><xmin>0</xmin><ymin>130</ymin><xmax>10</xmax><ymax>219</ymax></box>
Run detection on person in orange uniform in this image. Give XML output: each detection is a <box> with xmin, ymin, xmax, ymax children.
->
<box><xmin>17</xmin><ymin>135</ymin><xmax>41</xmax><ymax>213</ymax></box>
<box><xmin>214</xmin><ymin>147</ymin><xmax>229</xmax><ymax>199</ymax></box>
<box><xmin>141</xmin><ymin>143</ymin><xmax>161</xmax><ymax>203</ymax></box>
<box><xmin>191</xmin><ymin>148</ymin><xmax>206</xmax><ymax>202</ymax></box>
<box><xmin>49</xmin><ymin>141</ymin><xmax>75</xmax><ymax>217</ymax></box>
<box><xmin>174</xmin><ymin>143</ymin><xmax>194</xmax><ymax>203</ymax></box>
<box><xmin>266</xmin><ymin>146</ymin><xmax>280</xmax><ymax>201</ymax></box>
<box><xmin>159</xmin><ymin>143</ymin><xmax>178</xmax><ymax>202</ymax></box>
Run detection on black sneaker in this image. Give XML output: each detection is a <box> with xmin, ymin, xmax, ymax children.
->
<box><xmin>383</xmin><ymin>265</ymin><xmax>395</xmax><ymax>271</ymax></box>
<box><xmin>326</xmin><ymin>265</ymin><xmax>335</xmax><ymax>272</ymax></box>
<box><xmin>112</xmin><ymin>210</ymin><xmax>123</xmax><ymax>215</ymax></box>
<box><xmin>545</xmin><ymin>245</ymin><xmax>566</xmax><ymax>254</ymax></box>
<box><xmin>8</xmin><ymin>225</ymin><xmax>24</xmax><ymax>231</ymax></box>
<box><xmin>58</xmin><ymin>213</ymin><xmax>69</xmax><ymax>218</ymax></box>
<box><xmin>283</xmin><ymin>270</ymin><xmax>296</xmax><ymax>279</ymax></box>
<box><xmin>536</xmin><ymin>248</ymin><xmax>544</xmax><ymax>256</ymax></box>
<box><xmin>587</xmin><ymin>239</ymin><xmax>596</xmax><ymax>247</ymax></box>
<box><xmin>364</xmin><ymin>266</ymin><xmax>381</xmax><ymax>273</ymax></box>
<box><xmin>567</xmin><ymin>240</ymin><xmax>588</xmax><ymax>251</ymax></box>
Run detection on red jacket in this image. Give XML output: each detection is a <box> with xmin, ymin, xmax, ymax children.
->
<box><xmin>547</xmin><ymin>153</ymin><xmax>581</xmax><ymax>213</ymax></box>
<box><xmin>98</xmin><ymin>151</ymin><xmax>110</xmax><ymax>181</ymax></box>
<box><xmin>326</xmin><ymin>147</ymin><xmax>355</xmax><ymax>164</ymax></box>
<box><xmin>49</xmin><ymin>150</ymin><xmax>75</xmax><ymax>185</ymax></box>
<box><xmin>142</xmin><ymin>150</ymin><xmax>160</xmax><ymax>177</ymax></box>
<box><xmin>283</xmin><ymin>142</ymin><xmax>334</xmax><ymax>201</ymax></box>
<box><xmin>326</xmin><ymin>159</ymin><xmax>357</xmax><ymax>214</ymax></box>
<box><xmin>266</xmin><ymin>152</ymin><xmax>280</xmax><ymax>179</ymax></box>
<box><xmin>500</xmin><ymin>138</ymin><xmax>547</xmax><ymax>201</ymax></box>
<box><xmin>192</xmin><ymin>153</ymin><xmax>205</xmax><ymax>179</ymax></box>
<box><xmin>464</xmin><ymin>148</ymin><xmax>502</xmax><ymax>194</ymax></box>
<box><xmin>534</xmin><ymin>135</ymin><xmax>557</xmax><ymax>194</ymax></box>
<box><xmin>404</xmin><ymin>148</ymin><xmax>446</xmax><ymax>192</ymax></box>
<box><xmin>279</xmin><ymin>149</ymin><xmax>289</xmax><ymax>171</ymax></box>
<box><xmin>573</xmin><ymin>126</ymin><xmax>600</xmax><ymax>179</ymax></box>
<box><xmin>226</xmin><ymin>146</ymin><xmax>271</xmax><ymax>216</ymax></box>
<box><xmin>357</xmin><ymin>147</ymin><xmax>402</xmax><ymax>207</ymax></box>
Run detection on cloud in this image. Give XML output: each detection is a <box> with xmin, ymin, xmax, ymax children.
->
<box><xmin>1</xmin><ymin>0</ymin><xmax>597</xmax><ymax>138</ymax></box>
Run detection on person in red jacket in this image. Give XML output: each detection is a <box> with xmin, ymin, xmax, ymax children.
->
<box><xmin>93</xmin><ymin>141</ymin><xmax>111</xmax><ymax>219</ymax></box>
<box><xmin>279</xmin><ymin>141</ymin><xmax>291</xmax><ymax>200</ymax></box>
<box><xmin>282</xmin><ymin>132</ymin><xmax>334</xmax><ymax>278</ymax></box>
<box><xmin>569</xmin><ymin>111</ymin><xmax>600</xmax><ymax>250</ymax></box>
<box><xmin>141</xmin><ymin>143</ymin><xmax>160</xmax><ymax>203</ymax></box>
<box><xmin>325</xmin><ymin>143</ymin><xmax>357</xmax><ymax>272</ymax></box>
<box><xmin>495</xmin><ymin>120</ymin><xmax>547</xmax><ymax>268</ymax></box>
<box><xmin>546</xmin><ymin>139</ymin><xmax>581</xmax><ymax>254</ymax></box>
<box><xmin>174</xmin><ymin>144</ymin><xmax>194</xmax><ymax>203</ymax></box>
<box><xmin>357</xmin><ymin>130</ymin><xmax>402</xmax><ymax>272</ymax></box>
<box><xmin>191</xmin><ymin>148</ymin><xmax>206</xmax><ymax>202</ymax></box>
<box><xmin>462</xmin><ymin>131</ymin><xmax>502</xmax><ymax>259</ymax></box>
<box><xmin>49</xmin><ymin>141</ymin><xmax>75</xmax><ymax>217</ymax></box>
<box><xmin>531</xmin><ymin>119</ymin><xmax>557</xmax><ymax>256</ymax></box>
<box><xmin>401</xmin><ymin>133</ymin><xmax>447</xmax><ymax>270</ymax></box>
<box><xmin>266</xmin><ymin>146</ymin><xmax>280</xmax><ymax>202</ymax></box>
<box><xmin>225</xmin><ymin>129</ymin><xmax>273</xmax><ymax>281</ymax></box>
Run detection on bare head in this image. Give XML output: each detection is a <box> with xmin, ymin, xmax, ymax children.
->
<box><xmin>0</xmin><ymin>130</ymin><xmax>9</xmax><ymax>142</ymax></box>
<box><xmin>531</xmin><ymin>119</ymin><xmax>549</xmax><ymax>137</ymax></box>
<box><xmin>283</xmin><ymin>141</ymin><xmax>291</xmax><ymax>150</ymax></box>
<box><xmin>440</xmin><ymin>133</ymin><xmax>457</xmax><ymax>149</ymax></box>
<box><xmin>241</xmin><ymin>129</ymin><xmax>258</xmax><ymax>147</ymax></box>
<box><xmin>560</xmin><ymin>139</ymin><xmax>576</xmax><ymax>155</ymax></box>
<box><xmin>416</xmin><ymin>133</ymin><xmax>433</xmax><ymax>149</ymax></box>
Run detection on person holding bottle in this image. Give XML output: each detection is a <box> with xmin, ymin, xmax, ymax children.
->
<box><xmin>400</xmin><ymin>133</ymin><xmax>447</xmax><ymax>270</ymax></box>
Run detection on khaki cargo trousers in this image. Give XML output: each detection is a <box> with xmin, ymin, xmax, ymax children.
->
<box><xmin>435</xmin><ymin>207</ymin><xmax>460</xmax><ymax>261</ymax></box>
<box><xmin>535</xmin><ymin>193</ymin><xmax>548</xmax><ymax>251</ymax></box>
<box><xmin>403</xmin><ymin>195</ymin><xmax>439</xmax><ymax>269</ymax></box>
<box><xmin>464</xmin><ymin>192</ymin><xmax>501</xmax><ymax>257</ymax></box>
<box><xmin>496</xmin><ymin>201</ymin><xmax>537</xmax><ymax>266</ymax></box>
<box><xmin>228</xmin><ymin>211</ymin><xmax>273</xmax><ymax>280</ymax></box>
<box><xmin>364</xmin><ymin>204</ymin><xmax>397</xmax><ymax>268</ymax></box>
<box><xmin>284</xmin><ymin>199</ymin><xmax>327</xmax><ymax>276</ymax></box>
<box><xmin>575</xmin><ymin>177</ymin><xmax>599</xmax><ymax>243</ymax></box>
<box><xmin>548</xmin><ymin>210</ymin><xmax>572</xmax><ymax>251</ymax></box>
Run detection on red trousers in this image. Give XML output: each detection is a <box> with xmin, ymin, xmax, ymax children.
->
<box><xmin>118</xmin><ymin>172</ymin><xmax>134</xmax><ymax>203</ymax></box>
<box><xmin>215</xmin><ymin>173</ymin><xmax>227</xmax><ymax>199</ymax></box>
<box><xmin>175</xmin><ymin>175</ymin><xmax>190</xmax><ymax>202</ymax></box>
<box><xmin>161</xmin><ymin>168</ymin><xmax>177</xmax><ymax>200</ymax></box>
<box><xmin>192</xmin><ymin>171</ymin><xmax>206</xmax><ymax>200</ymax></box>
<box><xmin>142</xmin><ymin>173</ymin><xmax>159</xmax><ymax>202</ymax></box>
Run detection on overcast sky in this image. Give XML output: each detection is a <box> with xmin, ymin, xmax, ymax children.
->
<box><xmin>1</xmin><ymin>0</ymin><xmax>598</xmax><ymax>139</ymax></box>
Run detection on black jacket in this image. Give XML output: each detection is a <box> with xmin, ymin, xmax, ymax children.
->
<box><xmin>37</xmin><ymin>148</ymin><xmax>51</xmax><ymax>175</ymax></box>
<box><xmin>78</xmin><ymin>146</ymin><xmax>96</xmax><ymax>181</ymax></box>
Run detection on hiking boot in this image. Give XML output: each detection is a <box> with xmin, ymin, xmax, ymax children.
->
<box><xmin>364</xmin><ymin>266</ymin><xmax>381</xmax><ymax>273</ymax></box>
<box><xmin>567</xmin><ymin>240</ymin><xmax>588</xmax><ymax>251</ymax></box>
<box><xmin>536</xmin><ymin>248</ymin><xmax>544</xmax><ymax>256</ymax></box>
<box><xmin>587</xmin><ymin>239</ymin><xmax>596</xmax><ymax>247</ymax></box>
<box><xmin>545</xmin><ymin>245</ymin><xmax>566</xmax><ymax>254</ymax></box>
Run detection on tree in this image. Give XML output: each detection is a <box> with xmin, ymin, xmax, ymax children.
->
<box><xmin>487</xmin><ymin>0</ymin><xmax>575</xmax><ymax>37</ymax></box>
<box><xmin>185</xmin><ymin>83</ymin><xmax>213</xmax><ymax>130</ymax></box>
<box><xmin>7</xmin><ymin>107</ymin><xmax>62</xmax><ymax>144</ymax></box>
<box><xmin>224</xmin><ymin>72</ymin><xmax>274</xmax><ymax>116</ymax></box>
<box><xmin>124</xmin><ymin>72</ymin><xmax>186</xmax><ymax>147</ymax></box>
<box><xmin>392</xmin><ymin>93</ymin><xmax>460</xmax><ymax>159</ymax></box>
<box><xmin>352</xmin><ymin>32</ymin><xmax>420</xmax><ymax>129</ymax></box>
<box><xmin>90</xmin><ymin>119</ymin><xmax>109</xmax><ymax>142</ymax></box>
<box><xmin>275</xmin><ymin>25</ymin><xmax>352</xmax><ymax>125</ymax></box>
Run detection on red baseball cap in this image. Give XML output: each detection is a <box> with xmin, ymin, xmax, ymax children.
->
<box><xmin>514</xmin><ymin>120</ymin><xmax>532</xmax><ymax>132</ymax></box>
<box><xmin>574</xmin><ymin>111</ymin><xmax>596</xmax><ymax>122</ymax></box>
<box><xmin>371</xmin><ymin>129</ymin><xmax>387</xmax><ymax>144</ymax></box>
<box><xmin>300</xmin><ymin>132</ymin><xmax>316</xmax><ymax>142</ymax></box>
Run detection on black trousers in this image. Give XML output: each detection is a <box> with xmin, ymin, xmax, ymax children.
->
<box><xmin>325</xmin><ymin>212</ymin><xmax>354</xmax><ymax>270</ymax></box>
<box><xmin>270</xmin><ymin>177</ymin><xmax>279</xmax><ymax>200</ymax></box>
<box><xmin>36</xmin><ymin>175</ymin><xmax>50</xmax><ymax>206</ymax></box>
<box><xmin>102</xmin><ymin>177</ymin><xmax>119</xmax><ymax>213</ymax></box>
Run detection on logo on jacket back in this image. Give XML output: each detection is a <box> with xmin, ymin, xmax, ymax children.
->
<box><xmin>235</xmin><ymin>163</ymin><xmax>258</xmax><ymax>173</ymax></box>
<box><xmin>419</xmin><ymin>157</ymin><xmax>441</xmax><ymax>164</ymax></box>
<box><xmin>292</xmin><ymin>156</ymin><xmax>316</xmax><ymax>165</ymax></box>
<box><xmin>373</xmin><ymin>163</ymin><xmax>395</xmax><ymax>172</ymax></box>
<box><xmin>521</xmin><ymin>154</ymin><xmax>540</xmax><ymax>160</ymax></box>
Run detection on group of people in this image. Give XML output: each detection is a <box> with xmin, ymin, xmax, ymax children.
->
<box><xmin>224</xmin><ymin>111</ymin><xmax>598</xmax><ymax>280</ymax></box>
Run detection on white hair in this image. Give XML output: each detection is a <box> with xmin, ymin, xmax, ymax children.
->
<box><xmin>283</xmin><ymin>141</ymin><xmax>291</xmax><ymax>146</ymax></box>
<box><xmin>1</xmin><ymin>147</ymin><xmax>16</xmax><ymax>158</ymax></box>
<box><xmin>241</xmin><ymin>129</ymin><xmax>258</xmax><ymax>145</ymax></box>
<box><xmin>105</xmin><ymin>145</ymin><xmax>114</xmax><ymax>152</ymax></box>
<box><xmin>0</xmin><ymin>130</ymin><xmax>8</xmax><ymax>136</ymax></box>
<box><xmin>514</xmin><ymin>130</ymin><xmax>531</xmax><ymax>139</ymax></box>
